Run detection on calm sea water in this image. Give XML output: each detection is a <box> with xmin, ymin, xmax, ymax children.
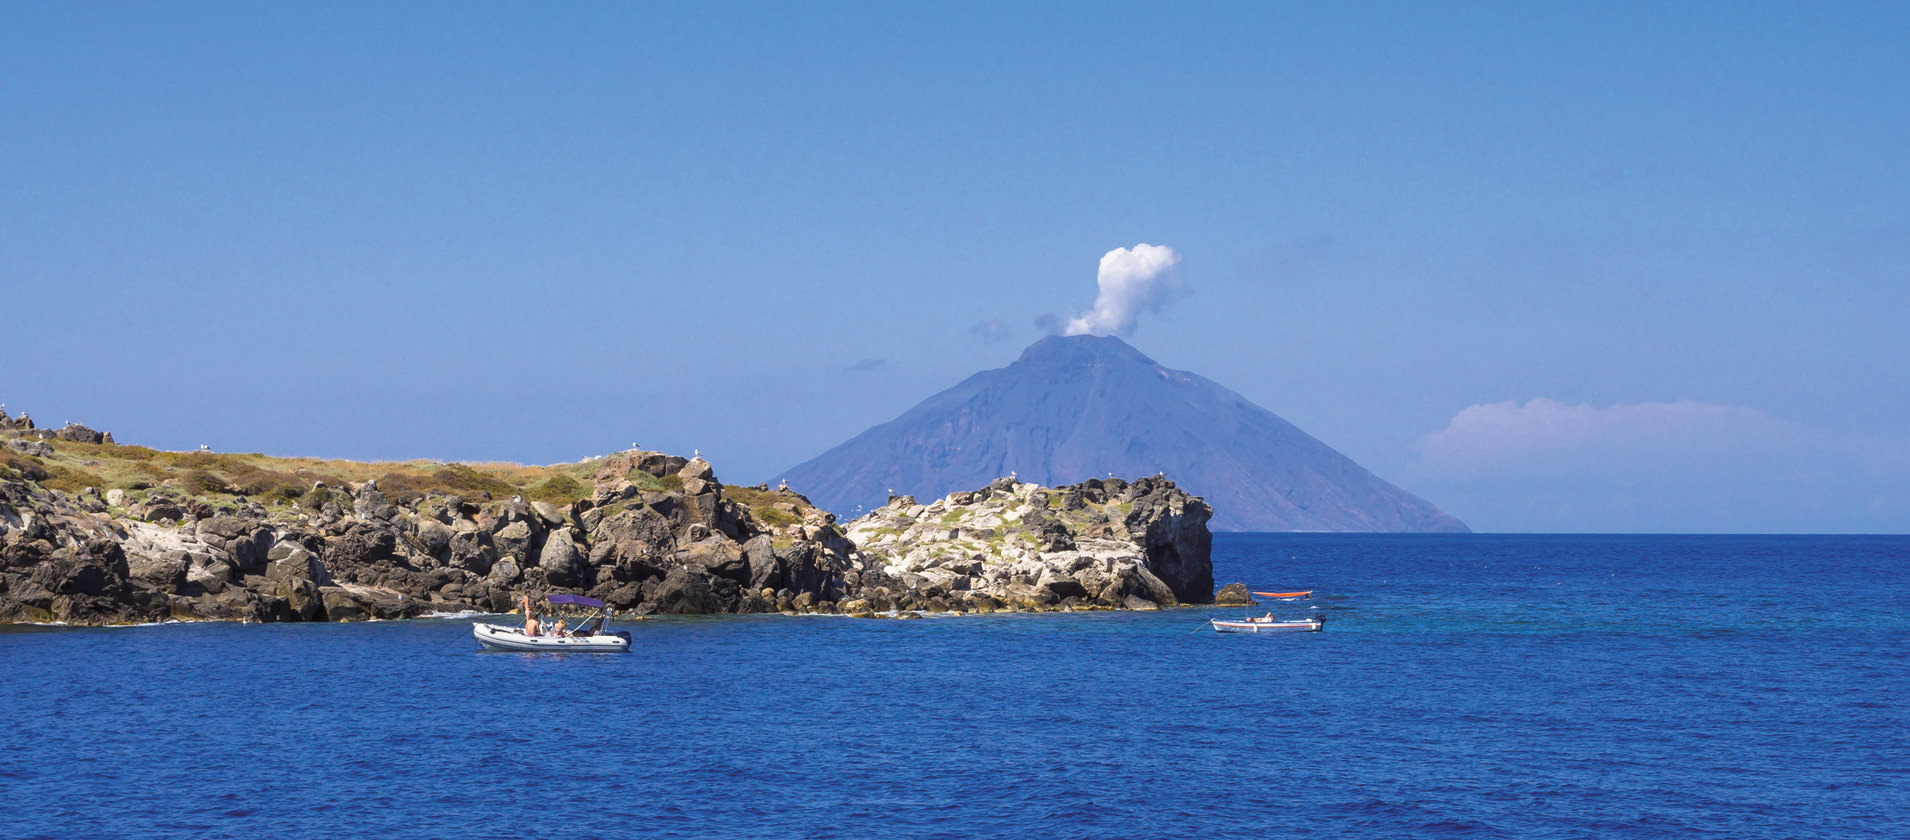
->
<box><xmin>3</xmin><ymin>534</ymin><xmax>1906</xmax><ymax>839</ymax></box>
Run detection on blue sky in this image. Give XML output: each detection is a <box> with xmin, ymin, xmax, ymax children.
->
<box><xmin>3</xmin><ymin>2</ymin><xmax>1906</xmax><ymax>532</ymax></box>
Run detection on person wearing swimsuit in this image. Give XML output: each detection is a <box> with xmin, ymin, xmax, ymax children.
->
<box><xmin>521</xmin><ymin>592</ymin><xmax>541</xmax><ymax>637</ymax></box>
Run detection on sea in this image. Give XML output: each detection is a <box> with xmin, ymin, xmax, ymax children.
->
<box><xmin>2</xmin><ymin>534</ymin><xmax>1905</xmax><ymax>840</ymax></box>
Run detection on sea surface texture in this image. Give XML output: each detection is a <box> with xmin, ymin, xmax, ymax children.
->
<box><xmin>3</xmin><ymin>534</ymin><xmax>1905</xmax><ymax>839</ymax></box>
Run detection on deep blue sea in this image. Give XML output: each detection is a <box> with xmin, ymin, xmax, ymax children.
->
<box><xmin>3</xmin><ymin>534</ymin><xmax>1906</xmax><ymax>839</ymax></box>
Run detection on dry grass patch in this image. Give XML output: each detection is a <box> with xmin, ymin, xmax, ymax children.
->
<box><xmin>723</xmin><ymin>484</ymin><xmax>812</xmax><ymax>529</ymax></box>
<box><xmin>8</xmin><ymin>436</ymin><xmax>614</xmax><ymax>511</ymax></box>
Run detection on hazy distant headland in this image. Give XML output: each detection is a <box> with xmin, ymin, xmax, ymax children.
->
<box><xmin>0</xmin><ymin>409</ymin><xmax>1213</xmax><ymax>625</ymax></box>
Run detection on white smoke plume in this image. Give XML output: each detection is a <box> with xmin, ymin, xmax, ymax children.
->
<box><xmin>1061</xmin><ymin>243</ymin><xmax>1182</xmax><ymax>337</ymax></box>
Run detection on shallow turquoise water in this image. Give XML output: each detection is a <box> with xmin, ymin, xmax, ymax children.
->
<box><xmin>2</xmin><ymin>534</ymin><xmax>1905</xmax><ymax>838</ymax></box>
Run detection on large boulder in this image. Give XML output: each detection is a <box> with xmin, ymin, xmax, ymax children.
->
<box><xmin>195</xmin><ymin>516</ymin><xmax>271</xmax><ymax>574</ymax></box>
<box><xmin>587</xmin><ymin>507</ymin><xmax>675</xmax><ymax>574</ymax></box>
<box><xmin>530</xmin><ymin>501</ymin><xmax>566</xmax><ymax>528</ymax></box>
<box><xmin>184</xmin><ymin>557</ymin><xmax>234</xmax><ymax>595</ymax></box>
<box><xmin>55</xmin><ymin>423</ymin><xmax>105</xmax><ymax>444</ymax></box>
<box><xmin>649</xmin><ymin>566</ymin><xmax>721</xmax><ymax>614</ymax></box>
<box><xmin>318</xmin><ymin>584</ymin><xmax>410</xmax><ymax>621</ymax></box>
<box><xmin>676</xmin><ymin>457</ymin><xmax>715</xmax><ymax>483</ymax></box>
<box><xmin>414</xmin><ymin>518</ymin><xmax>456</xmax><ymax>556</ymax></box>
<box><xmin>35</xmin><ymin>539</ymin><xmax>131</xmax><ymax>597</ymax></box>
<box><xmin>277</xmin><ymin>577</ymin><xmax>322</xmax><ymax>620</ymax></box>
<box><xmin>773</xmin><ymin>542</ymin><xmax>835</xmax><ymax>598</ymax></box>
<box><xmin>1036</xmin><ymin>568</ymin><xmax>1090</xmax><ymax>601</ymax></box>
<box><xmin>492</xmin><ymin>520</ymin><xmax>535</xmax><ymax>566</ymax></box>
<box><xmin>327</xmin><ymin>521</ymin><xmax>401</xmax><ymax>571</ymax></box>
<box><xmin>538</xmin><ymin>528</ymin><xmax>589</xmax><ymax>589</ymax></box>
<box><xmin>743</xmin><ymin>535</ymin><xmax>781</xmax><ymax>591</ymax></box>
<box><xmin>679</xmin><ymin>536</ymin><xmax>749</xmax><ymax>583</ymax></box>
<box><xmin>319</xmin><ymin>586</ymin><xmax>370</xmax><ymax>622</ymax></box>
<box><xmin>634</xmin><ymin>453</ymin><xmax>688</xmax><ymax>478</ymax></box>
<box><xmin>446</xmin><ymin>531</ymin><xmax>494</xmax><ymax>576</ymax></box>
<box><xmin>128</xmin><ymin>552</ymin><xmax>190</xmax><ymax>591</ymax></box>
<box><xmin>487</xmin><ymin>558</ymin><xmax>522</xmax><ymax>588</ymax></box>
<box><xmin>264</xmin><ymin>540</ymin><xmax>325</xmax><ymax>583</ymax></box>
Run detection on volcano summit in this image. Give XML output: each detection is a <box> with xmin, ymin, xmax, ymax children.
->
<box><xmin>782</xmin><ymin>335</ymin><xmax>1467</xmax><ymax>532</ymax></box>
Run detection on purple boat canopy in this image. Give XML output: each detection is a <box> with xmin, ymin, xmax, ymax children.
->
<box><xmin>546</xmin><ymin>594</ymin><xmax>604</xmax><ymax>608</ymax></box>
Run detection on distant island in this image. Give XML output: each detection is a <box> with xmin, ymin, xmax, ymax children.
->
<box><xmin>782</xmin><ymin>334</ymin><xmax>1468</xmax><ymax>532</ymax></box>
<box><xmin>0</xmin><ymin>408</ymin><xmax>1213</xmax><ymax>625</ymax></box>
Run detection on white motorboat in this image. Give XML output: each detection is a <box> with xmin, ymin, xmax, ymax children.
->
<box><xmin>474</xmin><ymin>594</ymin><xmax>631</xmax><ymax>652</ymax></box>
<box><xmin>1210</xmin><ymin>614</ymin><xmax>1324</xmax><ymax>633</ymax></box>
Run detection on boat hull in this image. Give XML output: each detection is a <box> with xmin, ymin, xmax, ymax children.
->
<box><xmin>473</xmin><ymin>622</ymin><xmax>631</xmax><ymax>652</ymax></box>
<box><xmin>1210</xmin><ymin>618</ymin><xmax>1322</xmax><ymax>633</ymax></box>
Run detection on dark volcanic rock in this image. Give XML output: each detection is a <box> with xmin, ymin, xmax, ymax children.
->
<box><xmin>1122</xmin><ymin>476</ymin><xmax>1214</xmax><ymax>604</ymax></box>
<box><xmin>782</xmin><ymin>334</ymin><xmax>1468</xmax><ymax>532</ymax></box>
<box><xmin>649</xmin><ymin>566</ymin><xmax>721</xmax><ymax>614</ymax></box>
<box><xmin>55</xmin><ymin>423</ymin><xmax>106</xmax><ymax>444</ymax></box>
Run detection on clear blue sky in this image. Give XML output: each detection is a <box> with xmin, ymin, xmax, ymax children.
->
<box><xmin>4</xmin><ymin>2</ymin><xmax>1906</xmax><ymax>533</ymax></box>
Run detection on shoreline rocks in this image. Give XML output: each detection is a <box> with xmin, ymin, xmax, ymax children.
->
<box><xmin>843</xmin><ymin>475</ymin><xmax>1214</xmax><ymax>613</ymax></box>
<box><xmin>0</xmin><ymin>419</ymin><xmax>1214</xmax><ymax>625</ymax></box>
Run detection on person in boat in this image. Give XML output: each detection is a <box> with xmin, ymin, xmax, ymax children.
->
<box><xmin>552</xmin><ymin>618</ymin><xmax>567</xmax><ymax>637</ymax></box>
<box><xmin>521</xmin><ymin>592</ymin><xmax>541</xmax><ymax>637</ymax></box>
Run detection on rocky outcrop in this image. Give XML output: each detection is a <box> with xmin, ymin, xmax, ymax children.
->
<box><xmin>1213</xmin><ymin>582</ymin><xmax>1253</xmax><ymax>606</ymax></box>
<box><xmin>0</xmin><ymin>408</ymin><xmax>35</xmax><ymax>432</ymax></box>
<box><xmin>0</xmin><ymin>418</ymin><xmax>1214</xmax><ymax>624</ymax></box>
<box><xmin>0</xmin><ymin>422</ymin><xmax>869</xmax><ymax>622</ymax></box>
<box><xmin>843</xmin><ymin>475</ymin><xmax>1214</xmax><ymax>612</ymax></box>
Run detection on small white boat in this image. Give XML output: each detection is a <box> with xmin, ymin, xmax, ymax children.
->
<box><xmin>1210</xmin><ymin>615</ymin><xmax>1324</xmax><ymax>633</ymax></box>
<box><xmin>474</xmin><ymin>594</ymin><xmax>631</xmax><ymax>653</ymax></box>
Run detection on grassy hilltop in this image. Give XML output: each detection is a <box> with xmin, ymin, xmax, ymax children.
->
<box><xmin>1</xmin><ymin>431</ymin><xmax>796</xmax><ymax>529</ymax></box>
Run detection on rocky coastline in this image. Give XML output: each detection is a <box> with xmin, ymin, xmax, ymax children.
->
<box><xmin>0</xmin><ymin>410</ymin><xmax>1215</xmax><ymax>625</ymax></box>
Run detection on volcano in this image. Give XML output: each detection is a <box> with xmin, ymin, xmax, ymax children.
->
<box><xmin>781</xmin><ymin>334</ymin><xmax>1467</xmax><ymax>532</ymax></box>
